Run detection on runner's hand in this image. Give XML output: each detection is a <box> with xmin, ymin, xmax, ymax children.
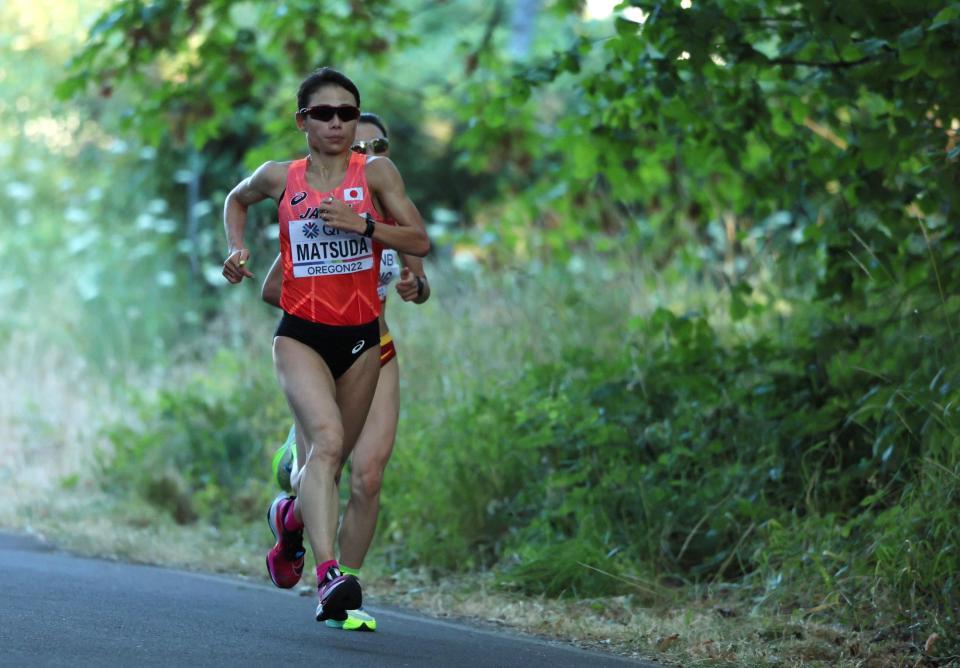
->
<box><xmin>317</xmin><ymin>196</ymin><xmax>364</xmax><ymax>234</ymax></box>
<box><xmin>223</xmin><ymin>248</ymin><xmax>254</xmax><ymax>283</ymax></box>
<box><xmin>396</xmin><ymin>267</ymin><xmax>428</xmax><ymax>303</ymax></box>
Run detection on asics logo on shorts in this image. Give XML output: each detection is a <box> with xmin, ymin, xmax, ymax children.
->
<box><xmin>351</xmin><ymin>340</ymin><xmax>366</xmax><ymax>354</ymax></box>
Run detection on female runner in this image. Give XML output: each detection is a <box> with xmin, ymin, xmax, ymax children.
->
<box><xmin>221</xmin><ymin>68</ymin><xmax>428</xmax><ymax>623</ymax></box>
<box><xmin>262</xmin><ymin>112</ymin><xmax>430</xmax><ymax>631</ymax></box>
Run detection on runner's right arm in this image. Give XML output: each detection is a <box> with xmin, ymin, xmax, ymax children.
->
<box><xmin>222</xmin><ymin>161</ymin><xmax>286</xmax><ymax>284</ymax></box>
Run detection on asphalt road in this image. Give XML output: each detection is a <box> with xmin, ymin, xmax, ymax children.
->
<box><xmin>0</xmin><ymin>531</ymin><xmax>655</xmax><ymax>667</ymax></box>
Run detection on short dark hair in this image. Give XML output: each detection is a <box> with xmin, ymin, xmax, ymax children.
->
<box><xmin>297</xmin><ymin>67</ymin><xmax>360</xmax><ymax>110</ymax></box>
<box><xmin>358</xmin><ymin>112</ymin><xmax>388</xmax><ymax>138</ymax></box>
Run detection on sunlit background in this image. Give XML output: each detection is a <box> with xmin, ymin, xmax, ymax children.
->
<box><xmin>1</xmin><ymin>1</ymin><xmax>958</xmax><ymax>662</ymax></box>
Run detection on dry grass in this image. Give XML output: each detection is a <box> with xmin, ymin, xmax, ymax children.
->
<box><xmin>0</xmin><ymin>332</ymin><xmax>115</xmax><ymax>494</ymax></box>
<box><xmin>362</xmin><ymin>570</ymin><xmax>929</xmax><ymax>667</ymax></box>
<box><xmin>0</xmin><ymin>331</ymin><xmax>259</xmax><ymax>575</ymax></box>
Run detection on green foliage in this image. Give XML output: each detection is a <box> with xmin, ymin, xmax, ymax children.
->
<box><xmin>871</xmin><ymin>445</ymin><xmax>959</xmax><ymax>634</ymax></box>
<box><xmin>17</xmin><ymin>0</ymin><xmax>959</xmax><ymax>655</ymax></box>
<box><xmin>55</xmin><ymin>0</ymin><xmax>492</xmax><ymax>231</ymax></box>
<box><xmin>98</xmin><ymin>348</ymin><xmax>288</xmax><ymax>525</ymax></box>
<box><xmin>454</xmin><ymin>0</ymin><xmax>960</xmax><ymax>286</ymax></box>
<box><xmin>379</xmin><ymin>260</ymin><xmax>958</xmax><ymax>645</ymax></box>
<box><xmin>56</xmin><ymin>0</ymin><xmax>415</xmax><ymax>151</ymax></box>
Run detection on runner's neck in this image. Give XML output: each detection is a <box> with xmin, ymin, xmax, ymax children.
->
<box><xmin>306</xmin><ymin>152</ymin><xmax>350</xmax><ymax>182</ymax></box>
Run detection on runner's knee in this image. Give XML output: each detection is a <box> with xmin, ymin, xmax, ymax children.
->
<box><xmin>300</xmin><ymin>423</ymin><xmax>343</xmax><ymax>468</ymax></box>
<box><xmin>351</xmin><ymin>461</ymin><xmax>386</xmax><ymax>500</ymax></box>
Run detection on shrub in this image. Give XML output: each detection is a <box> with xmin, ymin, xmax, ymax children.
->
<box><xmin>97</xmin><ymin>349</ymin><xmax>288</xmax><ymax>526</ymax></box>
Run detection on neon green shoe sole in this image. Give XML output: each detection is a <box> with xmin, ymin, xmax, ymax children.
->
<box><xmin>325</xmin><ymin>608</ymin><xmax>376</xmax><ymax>632</ymax></box>
<box><xmin>271</xmin><ymin>424</ymin><xmax>298</xmax><ymax>493</ymax></box>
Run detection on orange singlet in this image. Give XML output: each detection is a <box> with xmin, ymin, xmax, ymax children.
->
<box><xmin>277</xmin><ymin>153</ymin><xmax>381</xmax><ymax>326</ymax></box>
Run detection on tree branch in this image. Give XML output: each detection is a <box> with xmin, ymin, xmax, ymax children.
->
<box><xmin>766</xmin><ymin>55</ymin><xmax>877</xmax><ymax>69</ymax></box>
<box><xmin>465</xmin><ymin>0</ymin><xmax>505</xmax><ymax>75</ymax></box>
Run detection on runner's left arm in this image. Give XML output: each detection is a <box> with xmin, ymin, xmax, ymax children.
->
<box><xmin>315</xmin><ymin>158</ymin><xmax>430</xmax><ymax>257</ymax></box>
<box><xmin>368</xmin><ymin>159</ymin><xmax>430</xmax><ymax>257</ymax></box>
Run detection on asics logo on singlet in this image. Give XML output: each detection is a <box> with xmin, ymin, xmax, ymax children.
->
<box><xmin>351</xmin><ymin>340</ymin><xmax>366</xmax><ymax>354</ymax></box>
<box><xmin>290</xmin><ymin>191</ymin><xmax>307</xmax><ymax>205</ymax></box>
<box><xmin>302</xmin><ymin>221</ymin><xmax>320</xmax><ymax>239</ymax></box>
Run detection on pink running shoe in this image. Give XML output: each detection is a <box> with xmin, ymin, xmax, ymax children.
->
<box><xmin>266</xmin><ymin>495</ymin><xmax>304</xmax><ymax>589</ymax></box>
<box><xmin>315</xmin><ymin>566</ymin><xmax>362</xmax><ymax>622</ymax></box>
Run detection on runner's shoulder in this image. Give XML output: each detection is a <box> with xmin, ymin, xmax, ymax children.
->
<box><xmin>364</xmin><ymin>155</ymin><xmax>401</xmax><ymax>188</ymax></box>
<box><xmin>255</xmin><ymin>160</ymin><xmax>294</xmax><ymax>184</ymax></box>
<box><xmin>250</xmin><ymin>160</ymin><xmax>294</xmax><ymax>199</ymax></box>
<box><xmin>364</xmin><ymin>155</ymin><xmax>399</xmax><ymax>177</ymax></box>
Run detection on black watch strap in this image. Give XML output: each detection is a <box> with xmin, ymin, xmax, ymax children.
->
<box><xmin>415</xmin><ymin>276</ymin><xmax>425</xmax><ymax>299</ymax></box>
<box><xmin>362</xmin><ymin>213</ymin><xmax>376</xmax><ymax>238</ymax></box>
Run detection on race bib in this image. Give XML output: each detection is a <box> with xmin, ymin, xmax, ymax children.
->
<box><xmin>288</xmin><ymin>219</ymin><xmax>374</xmax><ymax>278</ymax></box>
<box><xmin>377</xmin><ymin>249</ymin><xmax>401</xmax><ymax>301</ymax></box>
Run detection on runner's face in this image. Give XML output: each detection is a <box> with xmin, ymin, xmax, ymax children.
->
<box><xmin>298</xmin><ymin>84</ymin><xmax>359</xmax><ymax>155</ymax></box>
<box><xmin>354</xmin><ymin>122</ymin><xmax>390</xmax><ymax>158</ymax></box>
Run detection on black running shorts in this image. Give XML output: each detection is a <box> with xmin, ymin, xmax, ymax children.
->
<box><xmin>274</xmin><ymin>312</ymin><xmax>380</xmax><ymax>379</ymax></box>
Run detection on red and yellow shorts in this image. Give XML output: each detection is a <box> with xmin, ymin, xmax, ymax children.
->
<box><xmin>379</xmin><ymin>333</ymin><xmax>397</xmax><ymax>367</ymax></box>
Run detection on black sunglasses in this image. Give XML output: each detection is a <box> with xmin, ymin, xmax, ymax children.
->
<box><xmin>351</xmin><ymin>137</ymin><xmax>390</xmax><ymax>155</ymax></box>
<box><xmin>298</xmin><ymin>105</ymin><xmax>361</xmax><ymax>122</ymax></box>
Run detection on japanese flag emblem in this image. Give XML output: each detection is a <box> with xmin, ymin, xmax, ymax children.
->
<box><xmin>344</xmin><ymin>187</ymin><xmax>364</xmax><ymax>202</ymax></box>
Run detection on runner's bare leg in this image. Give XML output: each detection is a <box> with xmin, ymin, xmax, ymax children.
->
<box><xmin>338</xmin><ymin>357</ymin><xmax>399</xmax><ymax>568</ymax></box>
<box><xmin>274</xmin><ymin>337</ymin><xmax>379</xmax><ymax>562</ymax></box>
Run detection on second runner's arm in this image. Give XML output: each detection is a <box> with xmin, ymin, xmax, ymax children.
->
<box><xmin>395</xmin><ymin>254</ymin><xmax>430</xmax><ymax>304</ymax></box>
